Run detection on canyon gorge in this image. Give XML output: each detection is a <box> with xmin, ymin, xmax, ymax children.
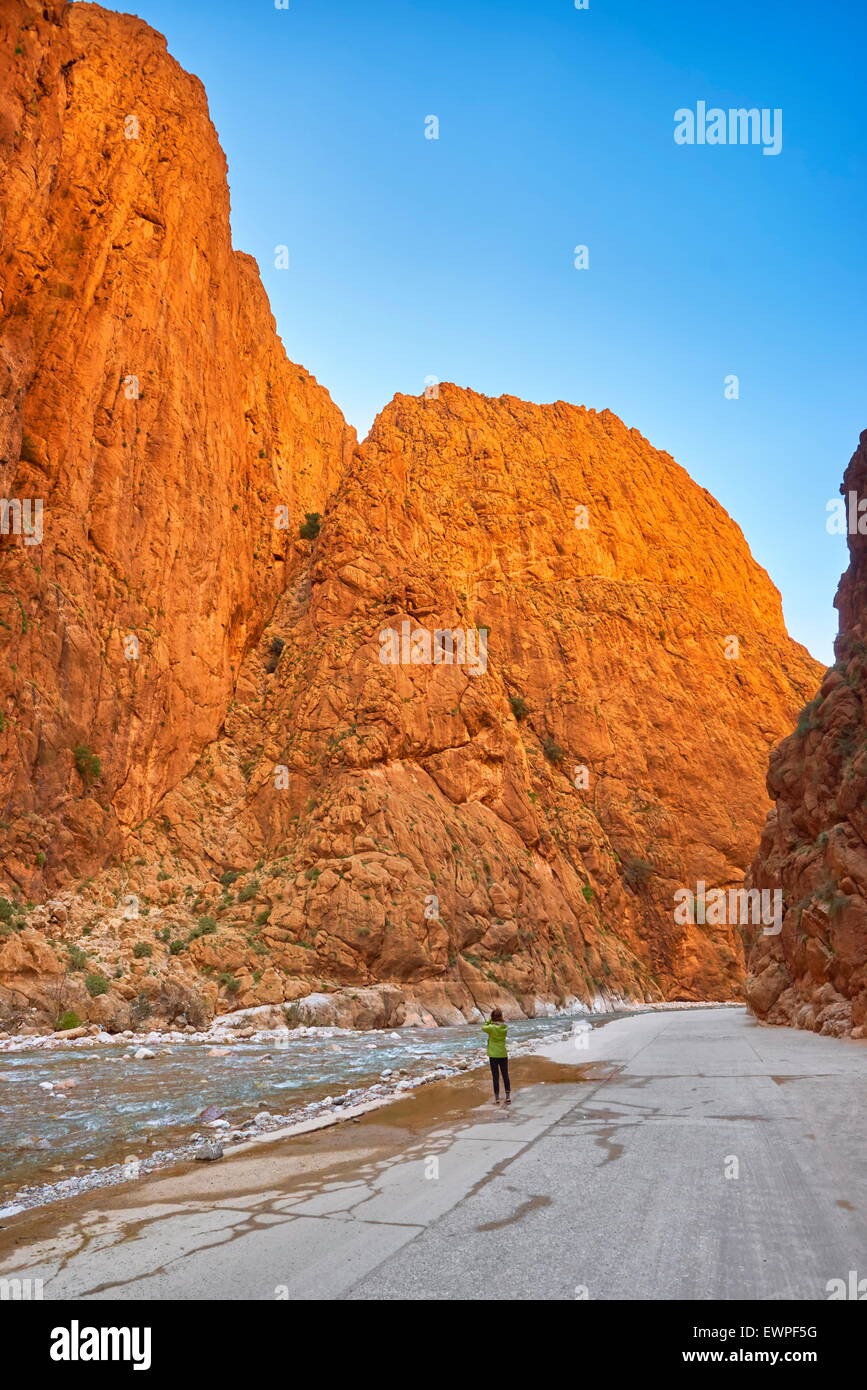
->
<box><xmin>0</xmin><ymin>0</ymin><xmax>848</xmax><ymax>1038</ymax></box>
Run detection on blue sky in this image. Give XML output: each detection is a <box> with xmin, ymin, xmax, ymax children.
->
<box><xmin>108</xmin><ymin>0</ymin><xmax>865</xmax><ymax>664</ymax></box>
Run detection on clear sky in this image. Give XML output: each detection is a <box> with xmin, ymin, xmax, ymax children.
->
<box><xmin>105</xmin><ymin>0</ymin><xmax>865</xmax><ymax>665</ymax></box>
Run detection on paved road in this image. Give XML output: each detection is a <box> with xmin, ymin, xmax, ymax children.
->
<box><xmin>2</xmin><ymin>1007</ymin><xmax>865</xmax><ymax>1299</ymax></box>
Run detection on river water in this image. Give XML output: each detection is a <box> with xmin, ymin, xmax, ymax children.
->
<box><xmin>0</xmin><ymin>1015</ymin><xmax>580</xmax><ymax>1202</ymax></box>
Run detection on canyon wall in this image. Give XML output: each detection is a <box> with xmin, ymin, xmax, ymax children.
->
<box><xmin>0</xmin><ymin>2</ymin><xmax>823</xmax><ymax>1032</ymax></box>
<box><xmin>0</xmin><ymin>0</ymin><xmax>354</xmax><ymax>891</ymax></box>
<box><xmin>747</xmin><ymin>431</ymin><xmax>867</xmax><ymax>1039</ymax></box>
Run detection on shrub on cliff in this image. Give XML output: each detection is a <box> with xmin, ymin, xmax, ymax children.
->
<box><xmin>56</xmin><ymin>1011</ymin><xmax>82</xmax><ymax>1030</ymax></box>
<box><xmin>73</xmin><ymin>744</ymin><xmax>102</xmax><ymax>786</ymax></box>
<box><xmin>299</xmin><ymin>512</ymin><xmax>321</xmax><ymax>540</ymax></box>
<box><xmin>84</xmin><ymin>973</ymin><xmax>109</xmax><ymax>996</ymax></box>
<box><xmin>509</xmin><ymin>694</ymin><xmax>529</xmax><ymax>721</ymax></box>
<box><xmin>0</xmin><ymin>897</ymin><xmax>24</xmax><ymax>930</ymax></box>
<box><xmin>542</xmin><ymin>734</ymin><xmax>565</xmax><ymax>764</ymax></box>
<box><xmin>188</xmin><ymin>916</ymin><xmax>217</xmax><ymax>941</ymax></box>
<box><xmin>795</xmin><ymin>697</ymin><xmax>823</xmax><ymax>739</ymax></box>
<box><xmin>622</xmin><ymin>855</ymin><xmax>654</xmax><ymax>891</ymax></box>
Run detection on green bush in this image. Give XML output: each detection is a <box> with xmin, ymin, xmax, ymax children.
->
<box><xmin>84</xmin><ymin>973</ymin><xmax>109</xmax><ymax>997</ymax></box>
<box><xmin>795</xmin><ymin>697</ymin><xmax>823</xmax><ymax>739</ymax></box>
<box><xmin>133</xmin><ymin>942</ymin><xmax>153</xmax><ymax>958</ymax></box>
<box><xmin>542</xmin><ymin>734</ymin><xmax>565</xmax><ymax>764</ymax></box>
<box><xmin>622</xmin><ymin>855</ymin><xmax>654</xmax><ymax>891</ymax></box>
<box><xmin>217</xmin><ymin>972</ymin><xmax>240</xmax><ymax>994</ymax></box>
<box><xmin>67</xmin><ymin>944</ymin><xmax>88</xmax><ymax>970</ymax></box>
<box><xmin>0</xmin><ymin>897</ymin><xmax>22</xmax><ymax>925</ymax></box>
<box><xmin>237</xmin><ymin>880</ymin><xmax>259</xmax><ymax>903</ymax></box>
<box><xmin>299</xmin><ymin>512</ymin><xmax>321</xmax><ymax>540</ymax></box>
<box><xmin>169</xmin><ymin>939</ymin><xmax>185</xmax><ymax>955</ymax></box>
<box><xmin>56</xmin><ymin>1010</ymin><xmax>82</xmax><ymax>1030</ymax></box>
<box><xmin>219</xmin><ymin>869</ymin><xmax>240</xmax><ymax>888</ymax></box>
<box><xmin>73</xmin><ymin>744</ymin><xmax>102</xmax><ymax>786</ymax></box>
<box><xmin>186</xmin><ymin>916</ymin><xmax>217</xmax><ymax>944</ymax></box>
<box><xmin>509</xmin><ymin>695</ymin><xmax>529</xmax><ymax>721</ymax></box>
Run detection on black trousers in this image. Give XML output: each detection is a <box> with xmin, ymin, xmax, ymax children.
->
<box><xmin>489</xmin><ymin>1056</ymin><xmax>511</xmax><ymax>1096</ymax></box>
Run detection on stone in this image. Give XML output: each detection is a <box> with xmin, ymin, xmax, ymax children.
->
<box><xmin>194</xmin><ymin>1143</ymin><xmax>224</xmax><ymax>1162</ymax></box>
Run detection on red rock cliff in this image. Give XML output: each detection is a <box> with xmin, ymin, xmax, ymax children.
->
<box><xmin>746</xmin><ymin>431</ymin><xmax>867</xmax><ymax>1039</ymax></box>
<box><xmin>0</xmin><ymin>0</ymin><xmax>354</xmax><ymax>890</ymax></box>
<box><xmin>0</xmin><ymin>3</ymin><xmax>823</xmax><ymax>1031</ymax></box>
<box><xmin>85</xmin><ymin>386</ymin><xmax>818</xmax><ymax>1028</ymax></box>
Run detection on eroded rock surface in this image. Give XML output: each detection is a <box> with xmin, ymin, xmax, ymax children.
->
<box><xmin>0</xmin><ymin>0</ymin><xmax>353</xmax><ymax>882</ymax></box>
<box><xmin>747</xmin><ymin>431</ymin><xmax>867</xmax><ymax>1038</ymax></box>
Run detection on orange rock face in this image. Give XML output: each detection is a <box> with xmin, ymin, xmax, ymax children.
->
<box><xmin>0</xmin><ymin>0</ymin><xmax>354</xmax><ymax>887</ymax></box>
<box><xmin>0</xmin><ymin>3</ymin><xmax>822</xmax><ymax>1030</ymax></box>
<box><xmin>746</xmin><ymin>431</ymin><xmax>867</xmax><ymax>1039</ymax></box>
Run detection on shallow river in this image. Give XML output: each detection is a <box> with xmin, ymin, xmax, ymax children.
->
<box><xmin>0</xmin><ymin>1015</ymin><xmax>579</xmax><ymax>1200</ymax></box>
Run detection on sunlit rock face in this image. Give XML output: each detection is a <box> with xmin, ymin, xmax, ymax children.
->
<box><xmin>747</xmin><ymin>431</ymin><xmax>867</xmax><ymax>1039</ymax></box>
<box><xmin>0</xmin><ymin>0</ymin><xmax>354</xmax><ymax>883</ymax></box>
<box><xmin>0</xmin><ymin>3</ymin><xmax>821</xmax><ymax>1030</ymax></box>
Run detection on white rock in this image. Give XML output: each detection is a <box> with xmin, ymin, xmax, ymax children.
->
<box><xmin>38</xmin><ymin>1082</ymin><xmax>54</xmax><ymax>1091</ymax></box>
<box><xmin>132</xmin><ymin>1047</ymin><xmax>156</xmax><ymax>1060</ymax></box>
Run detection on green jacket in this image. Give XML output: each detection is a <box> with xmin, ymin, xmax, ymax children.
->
<box><xmin>482</xmin><ymin>1020</ymin><xmax>508</xmax><ymax>1058</ymax></box>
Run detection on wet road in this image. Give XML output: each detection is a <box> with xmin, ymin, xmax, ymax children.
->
<box><xmin>1</xmin><ymin>1007</ymin><xmax>865</xmax><ymax>1300</ymax></box>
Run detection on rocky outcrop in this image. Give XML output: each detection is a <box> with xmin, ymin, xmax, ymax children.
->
<box><xmin>746</xmin><ymin>431</ymin><xmax>867</xmax><ymax>1038</ymax></box>
<box><xmin>0</xmin><ymin>0</ymin><xmax>354</xmax><ymax>889</ymax></box>
<box><xmin>0</xmin><ymin>3</ymin><xmax>823</xmax><ymax>1032</ymax></box>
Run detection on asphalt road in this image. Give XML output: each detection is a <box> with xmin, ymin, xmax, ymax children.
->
<box><xmin>1</xmin><ymin>1007</ymin><xmax>865</xmax><ymax>1300</ymax></box>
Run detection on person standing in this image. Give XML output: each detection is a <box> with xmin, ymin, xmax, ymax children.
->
<box><xmin>482</xmin><ymin>1007</ymin><xmax>511</xmax><ymax>1104</ymax></box>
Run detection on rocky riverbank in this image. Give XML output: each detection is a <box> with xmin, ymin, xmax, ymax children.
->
<box><xmin>0</xmin><ymin>1010</ymin><xmax>599</xmax><ymax>1219</ymax></box>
